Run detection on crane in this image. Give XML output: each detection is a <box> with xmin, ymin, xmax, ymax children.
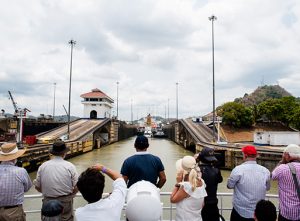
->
<box><xmin>8</xmin><ymin>90</ymin><xmax>18</xmax><ymax>115</ymax></box>
<box><xmin>7</xmin><ymin>90</ymin><xmax>31</xmax><ymax>146</ymax></box>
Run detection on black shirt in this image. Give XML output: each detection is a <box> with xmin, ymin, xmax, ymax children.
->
<box><xmin>199</xmin><ymin>163</ymin><xmax>223</xmax><ymax>204</ymax></box>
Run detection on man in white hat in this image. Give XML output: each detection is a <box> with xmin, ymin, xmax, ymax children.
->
<box><xmin>34</xmin><ymin>140</ymin><xmax>78</xmax><ymax>221</ymax></box>
<box><xmin>272</xmin><ymin>144</ymin><xmax>300</xmax><ymax>221</ymax></box>
<box><xmin>0</xmin><ymin>143</ymin><xmax>32</xmax><ymax>221</ymax></box>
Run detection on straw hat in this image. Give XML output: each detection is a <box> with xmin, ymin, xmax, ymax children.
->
<box><xmin>0</xmin><ymin>143</ymin><xmax>26</xmax><ymax>161</ymax></box>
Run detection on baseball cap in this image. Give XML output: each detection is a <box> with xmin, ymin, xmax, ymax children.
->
<box><xmin>242</xmin><ymin>145</ymin><xmax>257</xmax><ymax>156</ymax></box>
<box><xmin>198</xmin><ymin>147</ymin><xmax>218</xmax><ymax>163</ymax></box>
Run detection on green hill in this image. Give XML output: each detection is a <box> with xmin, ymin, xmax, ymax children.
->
<box><xmin>234</xmin><ymin>85</ymin><xmax>292</xmax><ymax>106</ymax></box>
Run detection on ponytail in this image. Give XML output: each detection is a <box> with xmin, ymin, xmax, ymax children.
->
<box><xmin>189</xmin><ymin>168</ymin><xmax>198</xmax><ymax>191</ymax></box>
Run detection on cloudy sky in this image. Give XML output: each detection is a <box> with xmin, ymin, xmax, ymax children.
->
<box><xmin>0</xmin><ymin>0</ymin><xmax>299</xmax><ymax>121</ymax></box>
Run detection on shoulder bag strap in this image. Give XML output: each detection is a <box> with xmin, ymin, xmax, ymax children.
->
<box><xmin>287</xmin><ymin>163</ymin><xmax>300</xmax><ymax>201</ymax></box>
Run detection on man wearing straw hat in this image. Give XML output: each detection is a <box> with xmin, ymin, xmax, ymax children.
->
<box><xmin>0</xmin><ymin>142</ymin><xmax>32</xmax><ymax>221</ymax></box>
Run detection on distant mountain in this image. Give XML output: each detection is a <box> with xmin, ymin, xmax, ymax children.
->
<box><xmin>234</xmin><ymin>85</ymin><xmax>292</xmax><ymax>106</ymax></box>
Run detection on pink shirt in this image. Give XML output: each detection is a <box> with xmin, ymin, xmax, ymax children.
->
<box><xmin>272</xmin><ymin>162</ymin><xmax>300</xmax><ymax>220</ymax></box>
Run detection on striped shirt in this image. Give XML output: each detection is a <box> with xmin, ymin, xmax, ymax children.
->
<box><xmin>227</xmin><ymin>161</ymin><xmax>270</xmax><ymax>219</ymax></box>
<box><xmin>272</xmin><ymin>162</ymin><xmax>300</xmax><ymax>220</ymax></box>
<box><xmin>0</xmin><ymin>161</ymin><xmax>32</xmax><ymax>207</ymax></box>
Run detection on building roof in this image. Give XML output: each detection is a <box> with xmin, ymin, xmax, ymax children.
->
<box><xmin>80</xmin><ymin>88</ymin><xmax>114</xmax><ymax>102</ymax></box>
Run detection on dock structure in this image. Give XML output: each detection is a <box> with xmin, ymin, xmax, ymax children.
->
<box><xmin>164</xmin><ymin>118</ymin><xmax>283</xmax><ymax>171</ymax></box>
<box><xmin>19</xmin><ymin>118</ymin><xmax>137</xmax><ymax>171</ymax></box>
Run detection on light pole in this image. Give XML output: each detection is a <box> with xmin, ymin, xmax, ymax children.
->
<box><xmin>53</xmin><ymin>82</ymin><xmax>56</xmax><ymax>120</ymax></box>
<box><xmin>130</xmin><ymin>99</ymin><xmax>133</xmax><ymax>124</ymax></box>
<box><xmin>116</xmin><ymin>81</ymin><xmax>119</xmax><ymax>119</ymax></box>
<box><xmin>67</xmin><ymin>39</ymin><xmax>76</xmax><ymax>140</ymax></box>
<box><xmin>209</xmin><ymin>15</ymin><xmax>217</xmax><ymax>142</ymax></box>
<box><xmin>167</xmin><ymin>98</ymin><xmax>170</xmax><ymax>123</ymax></box>
<box><xmin>176</xmin><ymin>82</ymin><xmax>179</xmax><ymax>121</ymax></box>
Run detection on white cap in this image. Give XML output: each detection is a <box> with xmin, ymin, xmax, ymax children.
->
<box><xmin>284</xmin><ymin>144</ymin><xmax>300</xmax><ymax>157</ymax></box>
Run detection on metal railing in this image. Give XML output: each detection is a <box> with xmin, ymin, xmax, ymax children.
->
<box><xmin>24</xmin><ymin>192</ymin><xmax>279</xmax><ymax>221</ymax></box>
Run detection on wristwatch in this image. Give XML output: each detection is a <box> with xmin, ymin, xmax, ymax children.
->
<box><xmin>175</xmin><ymin>183</ymin><xmax>180</xmax><ymax>188</ymax></box>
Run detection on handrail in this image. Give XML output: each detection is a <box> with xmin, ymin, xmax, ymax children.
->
<box><xmin>24</xmin><ymin>192</ymin><xmax>279</xmax><ymax>221</ymax></box>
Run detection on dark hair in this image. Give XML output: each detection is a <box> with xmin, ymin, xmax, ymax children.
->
<box><xmin>134</xmin><ymin>135</ymin><xmax>149</xmax><ymax>150</ymax></box>
<box><xmin>41</xmin><ymin>200</ymin><xmax>63</xmax><ymax>217</ymax></box>
<box><xmin>77</xmin><ymin>168</ymin><xmax>105</xmax><ymax>203</ymax></box>
<box><xmin>255</xmin><ymin>200</ymin><xmax>277</xmax><ymax>221</ymax></box>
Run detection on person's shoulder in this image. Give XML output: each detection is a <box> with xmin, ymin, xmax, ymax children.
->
<box><xmin>273</xmin><ymin>163</ymin><xmax>289</xmax><ymax>171</ymax></box>
<box><xmin>74</xmin><ymin>206</ymin><xmax>85</xmax><ymax>219</ymax></box>
<box><xmin>13</xmin><ymin>165</ymin><xmax>28</xmax><ymax>174</ymax></box>
<box><xmin>254</xmin><ymin>164</ymin><xmax>271</xmax><ymax>174</ymax></box>
<box><xmin>124</xmin><ymin>154</ymin><xmax>138</xmax><ymax>161</ymax></box>
<box><xmin>150</xmin><ymin>154</ymin><xmax>162</xmax><ymax>160</ymax></box>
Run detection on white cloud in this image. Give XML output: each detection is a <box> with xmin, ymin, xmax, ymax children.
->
<box><xmin>1</xmin><ymin>0</ymin><xmax>300</xmax><ymax>120</ymax></box>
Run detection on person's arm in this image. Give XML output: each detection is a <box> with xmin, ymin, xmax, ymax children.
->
<box><xmin>170</xmin><ymin>184</ymin><xmax>189</xmax><ymax>203</ymax></box>
<box><xmin>120</xmin><ymin>160</ymin><xmax>129</xmax><ymax>185</ymax></box>
<box><xmin>23</xmin><ymin>170</ymin><xmax>33</xmax><ymax>192</ymax></box>
<box><xmin>227</xmin><ymin>168</ymin><xmax>239</xmax><ymax>189</ymax></box>
<box><xmin>93</xmin><ymin>164</ymin><xmax>122</xmax><ymax>180</ymax></box>
<box><xmin>156</xmin><ymin>171</ymin><xmax>167</xmax><ymax>188</ymax></box>
<box><xmin>217</xmin><ymin>168</ymin><xmax>223</xmax><ymax>184</ymax></box>
<box><xmin>266</xmin><ymin>171</ymin><xmax>271</xmax><ymax>191</ymax></box>
<box><xmin>271</xmin><ymin>163</ymin><xmax>283</xmax><ymax>180</ymax></box>
<box><xmin>34</xmin><ymin>167</ymin><xmax>42</xmax><ymax>192</ymax></box>
<box><xmin>71</xmin><ymin>164</ymin><xmax>79</xmax><ymax>194</ymax></box>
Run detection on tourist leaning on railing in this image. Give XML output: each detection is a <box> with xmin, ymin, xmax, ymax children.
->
<box><xmin>196</xmin><ymin>147</ymin><xmax>223</xmax><ymax>221</ymax></box>
<box><xmin>34</xmin><ymin>141</ymin><xmax>79</xmax><ymax>221</ymax></box>
<box><xmin>271</xmin><ymin>144</ymin><xmax>300</xmax><ymax>221</ymax></box>
<box><xmin>0</xmin><ymin>142</ymin><xmax>32</xmax><ymax>221</ymax></box>
<box><xmin>120</xmin><ymin>135</ymin><xmax>166</xmax><ymax>188</ymax></box>
<box><xmin>75</xmin><ymin>164</ymin><xmax>127</xmax><ymax>221</ymax></box>
<box><xmin>170</xmin><ymin>156</ymin><xmax>207</xmax><ymax>221</ymax></box>
<box><xmin>227</xmin><ymin>145</ymin><xmax>271</xmax><ymax>221</ymax></box>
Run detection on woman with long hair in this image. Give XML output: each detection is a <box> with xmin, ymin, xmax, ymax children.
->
<box><xmin>170</xmin><ymin>156</ymin><xmax>207</xmax><ymax>221</ymax></box>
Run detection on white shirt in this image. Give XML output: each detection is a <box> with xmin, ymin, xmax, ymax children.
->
<box><xmin>75</xmin><ymin>178</ymin><xmax>127</xmax><ymax>221</ymax></box>
<box><xmin>35</xmin><ymin>156</ymin><xmax>78</xmax><ymax>197</ymax></box>
<box><xmin>175</xmin><ymin>180</ymin><xmax>207</xmax><ymax>221</ymax></box>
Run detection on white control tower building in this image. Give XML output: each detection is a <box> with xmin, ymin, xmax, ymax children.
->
<box><xmin>80</xmin><ymin>88</ymin><xmax>114</xmax><ymax>119</ymax></box>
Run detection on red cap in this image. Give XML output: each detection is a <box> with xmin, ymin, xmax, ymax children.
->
<box><xmin>242</xmin><ymin>145</ymin><xmax>257</xmax><ymax>156</ymax></box>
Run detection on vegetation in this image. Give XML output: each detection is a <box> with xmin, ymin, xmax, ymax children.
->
<box><xmin>218</xmin><ymin>85</ymin><xmax>300</xmax><ymax>129</ymax></box>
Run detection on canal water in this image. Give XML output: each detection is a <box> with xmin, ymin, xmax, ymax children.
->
<box><xmin>25</xmin><ymin>137</ymin><xmax>278</xmax><ymax>220</ymax></box>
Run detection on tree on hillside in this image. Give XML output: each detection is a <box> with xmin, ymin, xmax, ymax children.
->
<box><xmin>257</xmin><ymin>99</ymin><xmax>284</xmax><ymax>122</ymax></box>
<box><xmin>290</xmin><ymin>106</ymin><xmax>300</xmax><ymax>129</ymax></box>
<box><xmin>256</xmin><ymin>96</ymin><xmax>298</xmax><ymax>126</ymax></box>
<box><xmin>218</xmin><ymin>102</ymin><xmax>253</xmax><ymax>127</ymax></box>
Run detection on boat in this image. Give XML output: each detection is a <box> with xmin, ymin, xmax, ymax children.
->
<box><xmin>153</xmin><ymin>130</ymin><xmax>166</xmax><ymax>138</ymax></box>
<box><xmin>144</xmin><ymin>130</ymin><xmax>153</xmax><ymax>138</ymax></box>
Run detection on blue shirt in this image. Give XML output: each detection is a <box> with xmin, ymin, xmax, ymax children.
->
<box><xmin>121</xmin><ymin>152</ymin><xmax>165</xmax><ymax>188</ymax></box>
<box><xmin>227</xmin><ymin>161</ymin><xmax>270</xmax><ymax>219</ymax></box>
<box><xmin>0</xmin><ymin>161</ymin><xmax>32</xmax><ymax>207</ymax></box>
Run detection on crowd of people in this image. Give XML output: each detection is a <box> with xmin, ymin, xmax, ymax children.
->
<box><xmin>1</xmin><ymin>135</ymin><xmax>300</xmax><ymax>221</ymax></box>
